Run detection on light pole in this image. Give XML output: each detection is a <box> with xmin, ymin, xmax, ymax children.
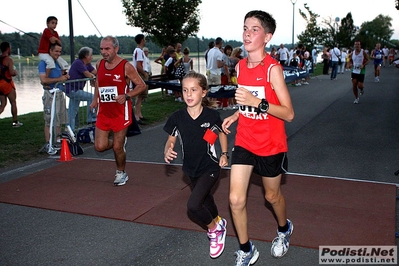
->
<box><xmin>334</xmin><ymin>17</ymin><xmax>340</xmax><ymax>44</ymax></box>
<box><xmin>290</xmin><ymin>0</ymin><xmax>297</xmax><ymax>48</ymax></box>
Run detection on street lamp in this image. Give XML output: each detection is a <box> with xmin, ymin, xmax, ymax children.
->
<box><xmin>290</xmin><ymin>0</ymin><xmax>298</xmax><ymax>48</ymax></box>
<box><xmin>334</xmin><ymin>17</ymin><xmax>340</xmax><ymax>44</ymax></box>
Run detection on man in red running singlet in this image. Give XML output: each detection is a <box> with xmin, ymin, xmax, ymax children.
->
<box><xmin>90</xmin><ymin>36</ymin><xmax>146</xmax><ymax>186</ymax></box>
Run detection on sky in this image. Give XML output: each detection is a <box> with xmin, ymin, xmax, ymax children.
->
<box><xmin>1</xmin><ymin>0</ymin><xmax>399</xmax><ymax>47</ymax></box>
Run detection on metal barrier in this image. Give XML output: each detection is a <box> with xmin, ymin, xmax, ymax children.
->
<box><xmin>41</xmin><ymin>78</ymin><xmax>96</xmax><ymax>155</ymax></box>
<box><xmin>63</xmin><ymin>77</ymin><xmax>96</xmax><ymax>131</ymax></box>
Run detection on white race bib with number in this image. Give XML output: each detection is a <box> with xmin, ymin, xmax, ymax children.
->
<box><xmin>99</xmin><ymin>86</ymin><xmax>118</xmax><ymax>102</ymax></box>
<box><xmin>352</xmin><ymin>64</ymin><xmax>361</xmax><ymax>74</ymax></box>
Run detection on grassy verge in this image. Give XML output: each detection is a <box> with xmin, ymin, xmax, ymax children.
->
<box><xmin>0</xmin><ymin>92</ymin><xmax>184</xmax><ymax>169</ymax></box>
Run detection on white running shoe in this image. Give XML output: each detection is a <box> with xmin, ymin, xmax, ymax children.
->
<box><xmin>45</xmin><ymin>143</ymin><xmax>57</xmax><ymax>155</ymax></box>
<box><xmin>353</xmin><ymin>98</ymin><xmax>359</xmax><ymax>104</ymax></box>
<box><xmin>234</xmin><ymin>241</ymin><xmax>259</xmax><ymax>266</ymax></box>
<box><xmin>114</xmin><ymin>170</ymin><xmax>129</xmax><ymax>186</ymax></box>
<box><xmin>271</xmin><ymin>219</ymin><xmax>294</xmax><ymax>258</ymax></box>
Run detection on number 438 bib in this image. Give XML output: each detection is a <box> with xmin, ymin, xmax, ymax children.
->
<box><xmin>99</xmin><ymin>86</ymin><xmax>118</xmax><ymax>102</ymax></box>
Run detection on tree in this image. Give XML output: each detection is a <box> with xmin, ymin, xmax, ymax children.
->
<box><xmin>121</xmin><ymin>0</ymin><xmax>202</xmax><ymax>48</ymax></box>
<box><xmin>355</xmin><ymin>14</ymin><xmax>394</xmax><ymax>50</ymax></box>
<box><xmin>297</xmin><ymin>4</ymin><xmax>329</xmax><ymax>49</ymax></box>
<box><xmin>337</xmin><ymin>13</ymin><xmax>357</xmax><ymax>49</ymax></box>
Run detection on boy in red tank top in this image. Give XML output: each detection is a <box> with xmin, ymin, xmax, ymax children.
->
<box><xmin>222</xmin><ymin>10</ymin><xmax>295</xmax><ymax>265</ymax></box>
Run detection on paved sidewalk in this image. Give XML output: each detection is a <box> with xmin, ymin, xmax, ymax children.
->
<box><xmin>1</xmin><ymin>64</ymin><xmax>398</xmax><ymax>265</ymax></box>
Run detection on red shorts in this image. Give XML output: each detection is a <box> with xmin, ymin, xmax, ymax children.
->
<box><xmin>0</xmin><ymin>80</ymin><xmax>15</xmax><ymax>95</ymax></box>
<box><xmin>96</xmin><ymin>113</ymin><xmax>132</xmax><ymax>132</ymax></box>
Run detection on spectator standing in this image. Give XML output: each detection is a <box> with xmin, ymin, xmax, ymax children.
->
<box><xmin>164</xmin><ymin>49</ymin><xmax>182</xmax><ymax>102</ymax></box>
<box><xmin>277</xmin><ymin>43</ymin><xmax>289</xmax><ymax>65</ymax></box>
<box><xmin>301</xmin><ymin>50</ymin><xmax>311</xmax><ymax>85</ymax></box>
<box><xmin>220</xmin><ymin>45</ymin><xmax>233</xmax><ymax>109</ymax></box>
<box><xmin>65</xmin><ymin>46</ymin><xmax>97</xmax><ymax>131</ymax></box>
<box><xmin>289</xmin><ymin>50</ymin><xmax>302</xmax><ymax>86</ymax></box>
<box><xmin>311</xmin><ymin>47</ymin><xmax>318</xmax><ymax>68</ymax></box>
<box><xmin>0</xmin><ymin>42</ymin><xmax>23</xmax><ymax>127</ymax></box>
<box><xmin>345</xmin><ymin>48</ymin><xmax>352</xmax><ymax>71</ymax></box>
<box><xmin>239</xmin><ymin>44</ymin><xmax>248</xmax><ymax>58</ymax></box>
<box><xmin>154</xmin><ymin>47</ymin><xmax>167</xmax><ymax>75</ymax></box>
<box><xmin>206</xmin><ymin>37</ymin><xmax>224</xmax><ymax>86</ymax></box>
<box><xmin>143</xmin><ymin>47</ymin><xmax>152</xmax><ymax>76</ymax></box>
<box><xmin>38</xmin><ymin>43</ymin><xmax>70</xmax><ymax>154</ymax></box>
<box><xmin>204</xmin><ymin>41</ymin><xmax>215</xmax><ymax>66</ymax></box>
<box><xmin>330</xmin><ymin>44</ymin><xmax>340</xmax><ymax>80</ymax></box>
<box><xmin>90</xmin><ymin>36</ymin><xmax>146</xmax><ymax>186</ymax></box>
<box><xmin>175</xmin><ymin>43</ymin><xmax>183</xmax><ymax>60</ymax></box>
<box><xmin>322</xmin><ymin>47</ymin><xmax>330</xmax><ymax>75</ymax></box>
<box><xmin>270</xmin><ymin>47</ymin><xmax>277</xmax><ymax>60</ymax></box>
<box><xmin>340</xmin><ymin>48</ymin><xmax>347</xmax><ymax>74</ymax></box>
<box><xmin>183</xmin><ymin>47</ymin><xmax>193</xmax><ymax>73</ymax></box>
<box><xmin>132</xmin><ymin>34</ymin><xmax>149</xmax><ymax>125</ymax></box>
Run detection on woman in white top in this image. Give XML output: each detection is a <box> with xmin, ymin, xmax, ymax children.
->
<box><xmin>340</xmin><ymin>48</ymin><xmax>347</xmax><ymax>74</ymax></box>
<box><xmin>182</xmin><ymin>47</ymin><xmax>193</xmax><ymax>74</ymax></box>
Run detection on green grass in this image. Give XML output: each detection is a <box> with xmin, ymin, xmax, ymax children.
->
<box><xmin>0</xmin><ymin>92</ymin><xmax>184</xmax><ymax>169</ymax></box>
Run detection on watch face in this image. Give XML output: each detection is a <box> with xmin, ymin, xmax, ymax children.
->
<box><xmin>259</xmin><ymin>100</ymin><xmax>269</xmax><ymax>112</ymax></box>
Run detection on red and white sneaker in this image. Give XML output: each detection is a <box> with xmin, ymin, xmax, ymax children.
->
<box><xmin>207</xmin><ymin>217</ymin><xmax>227</xmax><ymax>258</ymax></box>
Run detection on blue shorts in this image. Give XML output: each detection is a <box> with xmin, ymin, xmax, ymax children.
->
<box><xmin>231</xmin><ymin>146</ymin><xmax>288</xmax><ymax>177</ymax></box>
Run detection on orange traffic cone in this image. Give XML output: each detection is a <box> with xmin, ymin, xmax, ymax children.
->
<box><xmin>58</xmin><ymin>138</ymin><xmax>74</xmax><ymax>162</ymax></box>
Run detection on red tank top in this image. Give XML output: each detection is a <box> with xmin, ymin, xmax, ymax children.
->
<box><xmin>97</xmin><ymin>59</ymin><xmax>132</xmax><ymax>119</ymax></box>
<box><xmin>235</xmin><ymin>55</ymin><xmax>288</xmax><ymax>156</ymax></box>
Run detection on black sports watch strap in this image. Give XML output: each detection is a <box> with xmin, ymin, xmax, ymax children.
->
<box><xmin>256</xmin><ymin>98</ymin><xmax>269</xmax><ymax>115</ymax></box>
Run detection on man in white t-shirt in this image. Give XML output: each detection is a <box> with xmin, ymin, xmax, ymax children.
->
<box><xmin>143</xmin><ymin>47</ymin><xmax>152</xmax><ymax>76</ymax></box>
<box><xmin>132</xmin><ymin>34</ymin><xmax>148</xmax><ymax>124</ymax></box>
<box><xmin>206</xmin><ymin>37</ymin><xmax>224</xmax><ymax>85</ymax></box>
<box><xmin>311</xmin><ymin>47</ymin><xmax>318</xmax><ymax>68</ymax></box>
<box><xmin>277</xmin><ymin>43</ymin><xmax>289</xmax><ymax>65</ymax></box>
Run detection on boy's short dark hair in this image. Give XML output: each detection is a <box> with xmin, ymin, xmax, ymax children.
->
<box><xmin>135</xmin><ymin>34</ymin><xmax>145</xmax><ymax>45</ymax></box>
<box><xmin>46</xmin><ymin>16</ymin><xmax>58</xmax><ymax>23</ymax></box>
<box><xmin>244</xmin><ymin>10</ymin><xmax>276</xmax><ymax>35</ymax></box>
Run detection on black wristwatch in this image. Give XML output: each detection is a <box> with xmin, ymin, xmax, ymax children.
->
<box><xmin>220</xmin><ymin>152</ymin><xmax>229</xmax><ymax>159</ymax></box>
<box><xmin>125</xmin><ymin>94</ymin><xmax>131</xmax><ymax>100</ymax></box>
<box><xmin>257</xmin><ymin>98</ymin><xmax>269</xmax><ymax>115</ymax></box>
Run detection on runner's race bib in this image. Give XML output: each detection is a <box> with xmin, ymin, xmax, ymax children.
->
<box><xmin>353</xmin><ymin>64</ymin><xmax>361</xmax><ymax>74</ymax></box>
<box><xmin>99</xmin><ymin>86</ymin><xmax>118</xmax><ymax>102</ymax></box>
